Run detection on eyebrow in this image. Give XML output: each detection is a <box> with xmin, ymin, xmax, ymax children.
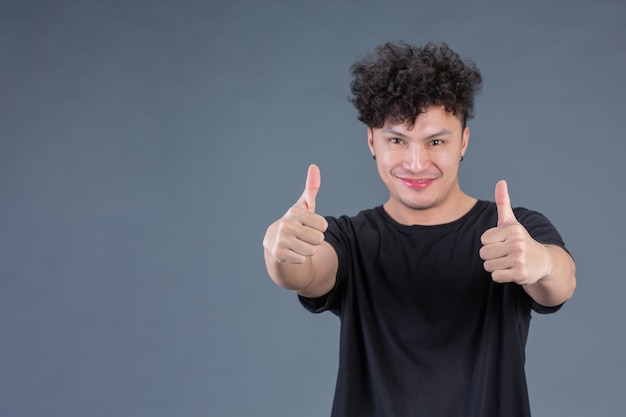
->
<box><xmin>382</xmin><ymin>128</ymin><xmax>453</xmax><ymax>139</ymax></box>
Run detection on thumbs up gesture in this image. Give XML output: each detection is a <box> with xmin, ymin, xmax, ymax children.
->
<box><xmin>263</xmin><ymin>164</ymin><xmax>329</xmax><ymax>264</ymax></box>
<box><xmin>479</xmin><ymin>181</ymin><xmax>551</xmax><ymax>285</ymax></box>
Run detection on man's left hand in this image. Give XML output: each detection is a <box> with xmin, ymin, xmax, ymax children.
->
<box><xmin>479</xmin><ymin>180</ymin><xmax>552</xmax><ymax>285</ymax></box>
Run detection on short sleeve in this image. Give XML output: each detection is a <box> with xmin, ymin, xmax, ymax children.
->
<box><xmin>297</xmin><ymin>215</ymin><xmax>350</xmax><ymax>316</ymax></box>
<box><xmin>515</xmin><ymin>207</ymin><xmax>571</xmax><ymax>314</ymax></box>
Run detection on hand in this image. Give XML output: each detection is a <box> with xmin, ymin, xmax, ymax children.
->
<box><xmin>263</xmin><ymin>164</ymin><xmax>329</xmax><ymax>264</ymax></box>
<box><xmin>479</xmin><ymin>180</ymin><xmax>552</xmax><ymax>286</ymax></box>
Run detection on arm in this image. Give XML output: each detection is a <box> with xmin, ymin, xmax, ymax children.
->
<box><xmin>521</xmin><ymin>244</ymin><xmax>576</xmax><ymax>307</ymax></box>
<box><xmin>480</xmin><ymin>181</ymin><xmax>577</xmax><ymax>307</ymax></box>
<box><xmin>262</xmin><ymin>164</ymin><xmax>338</xmax><ymax>298</ymax></box>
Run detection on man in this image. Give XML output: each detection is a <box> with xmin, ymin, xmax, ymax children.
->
<box><xmin>262</xmin><ymin>41</ymin><xmax>576</xmax><ymax>417</ymax></box>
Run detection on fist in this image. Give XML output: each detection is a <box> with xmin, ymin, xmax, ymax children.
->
<box><xmin>263</xmin><ymin>164</ymin><xmax>329</xmax><ymax>264</ymax></box>
<box><xmin>479</xmin><ymin>181</ymin><xmax>551</xmax><ymax>285</ymax></box>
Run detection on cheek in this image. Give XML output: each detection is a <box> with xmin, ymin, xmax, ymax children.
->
<box><xmin>377</xmin><ymin>148</ymin><xmax>405</xmax><ymax>161</ymax></box>
<box><xmin>376</xmin><ymin>153</ymin><xmax>402</xmax><ymax>172</ymax></box>
<box><xmin>435</xmin><ymin>152</ymin><xmax>460</xmax><ymax>166</ymax></box>
<box><xmin>374</xmin><ymin>155</ymin><xmax>396</xmax><ymax>178</ymax></box>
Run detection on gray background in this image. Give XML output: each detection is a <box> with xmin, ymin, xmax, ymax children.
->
<box><xmin>1</xmin><ymin>0</ymin><xmax>625</xmax><ymax>416</ymax></box>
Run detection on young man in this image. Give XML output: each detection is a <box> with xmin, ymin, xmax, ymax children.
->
<box><xmin>263</xmin><ymin>41</ymin><xmax>576</xmax><ymax>417</ymax></box>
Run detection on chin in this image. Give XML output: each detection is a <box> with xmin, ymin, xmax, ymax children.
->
<box><xmin>399</xmin><ymin>197</ymin><xmax>439</xmax><ymax>211</ymax></box>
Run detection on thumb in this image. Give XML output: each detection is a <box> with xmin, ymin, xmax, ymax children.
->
<box><xmin>495</xmin><ymin>180</ymin><xmax>516</xmax><ymax>226</ymax></box>
<box><xmin>299</xmin><ymin>164</ymin><xmax>321</xmax><ymax>213</ymax></box>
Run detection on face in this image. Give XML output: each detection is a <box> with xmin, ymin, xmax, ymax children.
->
<box><xmin>368</xmin><ymin>105</ymin><xmax>470</xmax><ymax>225</ymax></box>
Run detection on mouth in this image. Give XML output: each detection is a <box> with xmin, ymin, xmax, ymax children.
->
<box><xmin>399</xmin><ymin>177</ymin><xmax>436</xmax><ymax>190</ymax></box>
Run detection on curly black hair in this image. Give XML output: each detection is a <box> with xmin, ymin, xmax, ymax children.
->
<box><xmin>349</xmin><ymin>41</ymin><xmax>482</xmax><ymax>129</ymax></box>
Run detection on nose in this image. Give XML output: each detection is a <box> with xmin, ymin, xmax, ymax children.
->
<box><xmin>403</xmin><ymin>144</ymin><xmax>428</xmax><ymax>171</ymax></box>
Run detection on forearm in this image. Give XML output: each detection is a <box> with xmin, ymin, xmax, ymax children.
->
<box><xmin>264</xmin><ymin>241</ymin><xmax>338</xmax><ymax>298</ymax></box>
<box><xmin>262</xmin><ymin>164</ymin><xmax>339</xmax><ymax>298</ymax></box>
<box><xmin>523</xmin><ymin>245</ymin><xmax>576</xmax><ymax>307</ymax></box>
<box><xmin>264</xmin><ymin>248</ymin><xmax>316</xmax><ymax>291</ymax></box>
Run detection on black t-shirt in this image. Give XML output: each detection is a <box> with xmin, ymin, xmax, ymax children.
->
<box><xmin>299</xmin><ymin>200</ymin><xmax>567</xmax><ymax>417</ymax></box>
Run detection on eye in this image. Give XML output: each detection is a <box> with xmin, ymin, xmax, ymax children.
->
<box><xmin>388</xmin><ymin>137</ymin><xmax>404</xmax><ymax>145</ymax></box>
<box><xmin>429</xmin><ymin>139</ymin><xmax>444</xmax><ymax>146</ymax></box>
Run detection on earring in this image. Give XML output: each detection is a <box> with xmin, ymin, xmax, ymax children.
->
<box><xmin>372</xmin><ymin>155</ymin><xmax>376</xmax><ymax>160</ymax></box>
<box><xmin>460</xmin><ymin>155</ymin><xmax>464</xmax><ymax>161</ymax></box>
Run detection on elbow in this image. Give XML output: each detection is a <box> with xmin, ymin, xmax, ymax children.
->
<box><xmin>564</xmin><ymin>254</ymin><xmax>577</xmax><ymax>301</ymax></box>
<box><xmin>565</xmin><ymin>271</ymin><xmax>577</xmax><ymax>302</ymax></box>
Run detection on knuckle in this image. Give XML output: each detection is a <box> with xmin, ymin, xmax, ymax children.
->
<box><xmin>283</xmin><ymin>208</ymin><xmax>297</xmax><ymax>220</ymax></box>
<box><xmin>285</xmin><ymin>205</ymin><xmax>303</xmax><ymax>219</ymax></box>
<box><xmin>517</xmin><ymin>266</ymin><xmax>529</xmax><ymax>281</ymax></box>
<box><xmin>274</xmin><ymin>223</ymin><xmax>288</xmax><ymax>240</ymax></box>
<box><xmin>483</xmin><ymin>260</ymin><xmax>493</xmax><ymax>273</ymax></box>
<box><xmin>313</xmin><ymin>230</ymin><xmax>326</xmax><ymax>245</ymax></box>
<box><xmin>480</xmin><ymin>230</ymin><xmax>492</xmax><ymax>245</ymax></box>
<box><xmin>271</xmin><ymin>248</ymin><xmax>289</xmax><ymax>263</ymax></box>
<box><xmin>510</xmin><ymin>241</ymin><xmax>525</xmax><ymax>256</ymax></box>
<box><xmin>511</xmin><ymin>226</ymin><xmax>526</xmax><ymax>239</ymax></box>
<box><xmin>490</xmin><ymin>271</ymin><xmax>503</xmax><ymax>283</ymax></box>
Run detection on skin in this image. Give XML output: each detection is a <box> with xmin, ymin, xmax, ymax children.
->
<box><xmin>480</xmin><ymin>180</ymin><xmax>576</xmax><ymax>306</ymax></box>
<box><xmin>262</xmin><ymin>164</ymin><xmax>337</xmax><ymax>298</ymax></box>
<box><xmin>367</xmin><ymin>106</ymin><xmax>475</xmax><ymax>226</ymax></box>
<box><xmin>263</xmin><ymin>105</ymin><xmax>576</xmax><ymax>305</ymax></box>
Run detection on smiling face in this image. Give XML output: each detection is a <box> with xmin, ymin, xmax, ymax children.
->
<box><xmin>368</xmin><ymin>105</ymin><xmax>475</xmax><ymax>225</ymax></box>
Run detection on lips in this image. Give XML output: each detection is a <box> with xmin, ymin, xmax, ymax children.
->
<box><xmin>400</xmin><ymin>178</ymin><xmax>435</xmax><ymax>190</ymax></box>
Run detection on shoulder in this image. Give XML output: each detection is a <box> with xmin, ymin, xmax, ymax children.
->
<box><xmin>514</xmin><ymin>207</ymin><xmax>565</xmax><ymax>246</ymax></box>
<box><xmin>323</xmin><ymin>207</ymin><xmax>388</xmax><ymax>255</ymax></box>
<box><xmin>472</xmin><ymin>200</ymin><xmax>555</xmax><ymax>227</ymax></box>
<box><xmin>479</xmin><ymin>201</ymin><xmax>565</xmax><ymax>247</ymax></box>
<box><xmin>325</xmin><ymin>207</ymin><xmax>384</xmax><ymax>232</ymax></box>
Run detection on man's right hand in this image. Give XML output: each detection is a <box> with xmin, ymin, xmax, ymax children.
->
<box><xmin>263</xmin><ymin>164</ymin><xmax>329</xmax><ymax>264</ymax></box>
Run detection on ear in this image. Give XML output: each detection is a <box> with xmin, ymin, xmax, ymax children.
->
<box><xmin>461</xmin><ymin>126</ymin><xmax>470</xmax><ymax>155</ymax></box>
<box><xmin>367</xmin><ymin>127</ymin><xmax>375</xmax><ymax>156</ymax></box>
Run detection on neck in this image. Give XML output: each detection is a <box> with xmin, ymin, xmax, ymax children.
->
<box><xmin>384</xmin><ymin>192</ymin><xmax>477</xmax><ymax>226</ymax></box>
